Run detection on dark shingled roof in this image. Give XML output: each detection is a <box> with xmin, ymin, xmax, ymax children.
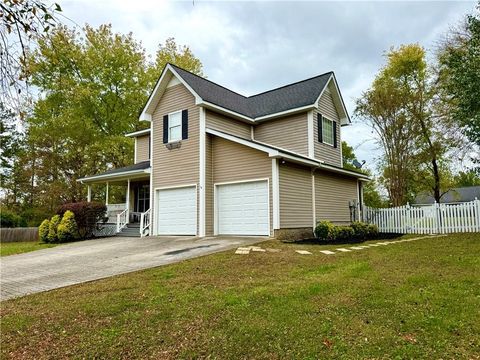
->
<box><xmin>87</xmin><ymin>161</ymin><xmax>150</xmax><ymax>178</ymax></box>
<box><xmin>170</xmin><ymin>64</ymin><xmax>332</xmax><ymax>119</ymax></box>
<box><xmin>415</xmin><ymin>186</ymin><xmax>480</xmax><ymax>204</ymax></box>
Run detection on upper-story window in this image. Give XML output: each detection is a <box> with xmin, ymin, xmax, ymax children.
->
<box><xmin>321</xmin><ymin>117</ymin><xmax>335</xmax><ymax>146</ymax></box>
<box><xmin>163</xmin><ymin>109</ymin><xmax>188</xmax><ymax>145</ymax></box>
<box><xmin>168</xmin><ymin>111</ymin><xmax>182</xmax><ymax>142</ymax></box>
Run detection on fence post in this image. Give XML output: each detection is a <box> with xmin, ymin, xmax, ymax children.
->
<box><xmin>434</xmin><ymin>201</ymin><xmax>440</xmax><ymax>234</ymax></box>
<box><xmin>476</xmin><ymin>198</ymin><xmax>480</xmax><ymax>232</ymax></box>
<box><xmin>406</xmin><ymin>202</ymin><xmax>410</xmax><ymax>234</ymax></box>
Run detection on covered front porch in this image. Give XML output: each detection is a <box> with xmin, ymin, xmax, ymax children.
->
<box><xmin>78</xmin><ymin>161</ymin><xmax>151</xmax><ymax>237</ymax></box>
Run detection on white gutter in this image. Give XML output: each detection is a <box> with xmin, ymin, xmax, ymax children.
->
<box><xmin>78</xmin><ymin>168</ymin><xmax>151</xmax><ymax>183</ymax></box>
<box><xmin>316</xmin><ymin>163</ymin><xmax>370</xmax><ymax>180</ymax></box>
<box><xmin>125</xmin><ymin>129</ymin><xmax>151</xmax><ymax>137</ymax></box>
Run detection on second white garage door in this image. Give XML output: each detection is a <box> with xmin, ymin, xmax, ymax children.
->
<box><xmin>216</xmin><ymin>180</ymin><xmax>269</xmax><ymax>236</ymax></box>
<box><xmin>156</xmin><ymin>186</ymin><xmax>196</xmax><ymax>235</ymax></box>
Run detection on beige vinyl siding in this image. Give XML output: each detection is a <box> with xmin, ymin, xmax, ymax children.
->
<box><xmin>279</xmin><ymin>162</ymin><xmax>313</xmax><ymax>228</ymax></box>
<box><xmin>151</xmin><ymin>83</ymin><xmax>199</xmax><ymax>232</ymax></box>
<box><xmin>205</xmin><ymin>133</ymin><xmax>213</xmax><ymax>235</ymax></box>
<box><xmin>315</xmin><ymin>170</ymin><xmax>358</xmax><ymax>225</ymax></box>
<box><xmin>212</xmin><ymin>136</ymin><xmax>272</xmax><ymax>234</ymax></box>
<box><xmin>254</xmin><ymin>112</ymin><xmax>309</xmax><ymax>156</ymax></box>
<box><xmin>206</xmin><ymin>110</ymin><xmax>251</xmax><ymax>139</ymax></box>
<box><xmin>313</xmin><ymin>88</ymin><xmax>342</xmax><ymax>166</ymax></box>
<box><xmin>135</xmin><ymin>135</ymin><xmax>150</xmax><ymax>163</ymax></box>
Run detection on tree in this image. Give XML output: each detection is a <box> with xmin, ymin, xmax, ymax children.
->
<box><xmin>437</xmin><ymin>5</ymin><xmax>480</xmax><ymax>150</ymax></box>
<box><xmin>0</xmin><ymin>0</ymin><xmax>62</xmax><ymax>112</ymax></box>
<box><xmin>452</xmin><ymin>169</ymin><xmax>480</xmax><ymax>187</ymax></box>
<box><xmin>355</xmin><ymin>57</ymin><xmax>420</xmax><ymax>206</ymax></box>
<box><xmin>387</xmin><ymin>44</ymin><xmax>465</xmax><ymax>203</ymax></box>
<box><xmin>356</xmin><ymin>44</ymin><xmax>464</xmax><ymax>205</ymax></box>
<box><xmin>341</xmin><ymin>141</ymin><xmax>359</xmax><ymax>171</ymax></box>
<box><xmin>152</xmin><ymin>37</ymin><xmax>204</xmax><ymax>77</ymax></box>
<box><xmin>0</xmin><ymin>101</ymin><xmax>28</xmax><ymax>207</ymax></box>
<box><xmin>341</xmin><ymin>141</ymin><xmax>388</xmax><ymax>208</ymax></box>
<box><xmin>20</xmin><ymin>26</ymin><xmax>203</xmax><ymax>212</ymax></box>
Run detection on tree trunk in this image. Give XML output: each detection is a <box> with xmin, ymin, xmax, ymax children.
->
<box><xmin>432</xmin><ymin>155</ymin><xmax>441</xmax><ymax>203</ymax></box>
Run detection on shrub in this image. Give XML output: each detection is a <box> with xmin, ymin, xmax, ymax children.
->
<box><xmin>336</xmin><ymin>226</ymin><xmax>355</xmax><ymax>241</ymax></box>
<box><xmin>48</xmin><ymin>215</ymin><xmax>61</xmax><ymax>243</ymax></box>
<box><xmin>0</xmin><ymin>209</ymin><xmax>27</xmax><ymax>228</ymax></box>
<box><xmin>57</xmin><ymin>202</ymin><xmax>107</xmax><ymax>239</ymax></box>
<box><xmin>57</xmin><ymin>210</ymin><xmax>79</xmax><ymax>243</ymax></box>
<box><xmin>21</xmin><ymin>208</ymin><xmax>52</xmax><ymax>227</ymax></box>
<box><xmin>315</xmin><ymin>221</ymin><xmax>376</xmax><ymax>242</ymax></box>
<box><xmin>314</xmin><ymin>221</ymin><xmax>337</xmax><ymax>241</ymax></box>
<box><xmin>367</xmin><ymin>224</ymin><xmax>379</xmax><ymax>239</ymax></box>
<box><xmin>351</xmin><ymin>221</ymin><xmax>370</xmax><ymax>240</ymax></box>
<box><xmin>39</xmin><ymin>219</ymin><xmax>50</xmax><ymax>243</ymax></box>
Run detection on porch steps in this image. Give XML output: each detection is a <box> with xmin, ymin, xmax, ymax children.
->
<box><xmin>116</xmin><ymin>223</ymin><xmax>141</xmax><ymax>238</ymax></box>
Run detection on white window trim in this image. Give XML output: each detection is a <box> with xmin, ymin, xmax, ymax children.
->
<box><xmin>321</xmin><ymin>116</ymin><xmax>335</xmax><ymax>147</ymax></box>
<box><xmin>307</xmin><ymin>110</ymin><xmax>314</xmax><ymax>158</ymax></box>
<box><xmin>167</xmin><ymin>110</ymin><xmax>182</xmax><ymax>143</ymax></box>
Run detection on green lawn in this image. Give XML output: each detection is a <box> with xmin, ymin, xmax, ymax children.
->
<box><xmin>0</xmin><ymin>241</ymin><xmax>58</xmax><ymax>257</ymax></box>
<box><xmin>1</xmin><ymin>233</ymin><xmax>479</xmax><ymax>359</ymax></box>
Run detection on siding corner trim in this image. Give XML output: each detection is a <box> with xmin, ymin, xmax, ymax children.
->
<box><xmin>272</xmin><ymin>158</ymin><xmax>280</xmax><ymax>230</ymax></box>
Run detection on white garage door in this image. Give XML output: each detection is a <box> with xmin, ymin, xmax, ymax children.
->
<box><xmin>156</xmin><ymin>186</ymin><xmax>196</xmax><ymax>235</ymax></box>
<box><xmin>217</xmin><ymin>180</ymin><xmax>269</xmax><ymax>236</ymax></box>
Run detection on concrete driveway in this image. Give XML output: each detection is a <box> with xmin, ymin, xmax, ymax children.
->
<box><xmin>0</xmin><ymin>236</ymin><xmax>266</xmax><ymax>301</ymax></box>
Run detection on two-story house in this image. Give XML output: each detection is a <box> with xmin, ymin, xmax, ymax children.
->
<box><xmin>78</xmin><ymin>64</ymin><xmax>369</xmax><ymax>239</ymax></box>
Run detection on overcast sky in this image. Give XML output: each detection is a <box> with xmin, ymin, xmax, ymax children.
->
<box><xmin>61</xmin><ymin>0</ymin><xmax>476</xmax><ymax>170</ymax></box>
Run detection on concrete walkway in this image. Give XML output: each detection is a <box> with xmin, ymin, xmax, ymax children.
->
<box><xmin>0</xmin><ymin>236</ymin><xmax>265</xmax><ymax>301</ymax></box>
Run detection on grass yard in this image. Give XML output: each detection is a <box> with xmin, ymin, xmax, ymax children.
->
<box><xmin>1</xmin><ymin>233</ymin><xmax>479</xmax><ymax>359</ymax></box>
<box><xmin>0</xmin><ymin>242</ymin><xmax>58</xmax><ymax>257</ymax></box>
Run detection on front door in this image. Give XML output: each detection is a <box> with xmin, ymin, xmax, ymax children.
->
<box><xmin>133</xmin><ymin>184</ymin><xmax>150</xmax><ymax>219</ymax></box>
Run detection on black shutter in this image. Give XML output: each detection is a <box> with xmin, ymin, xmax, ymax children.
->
<box><xmin>163</xmin><ymin>115</ymin><xmax>168</xmax><ymax>144</ymax></box>
<box><xmin>317</xmin><ymin>113</ymin><xmax>323</xmax><ymax>143</ymax></box>
<box><xmin>333</xmin><ymin>121</ymin><xmax>337</xmax><ymax>148</ymax></box>
<box><xmin>181</xmin><ymin>109</ymin><xmax>188</xmax><ymax>140</ymax></box>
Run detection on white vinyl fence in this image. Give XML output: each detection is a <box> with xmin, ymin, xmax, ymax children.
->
<box><xmin>364</xmin><ymin>199</ymin><xmax>480</xmax><ymax>234</ymax></box>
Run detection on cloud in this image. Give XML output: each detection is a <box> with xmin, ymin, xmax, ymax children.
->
<box><xmin>60</xmin><ymin>0</ymin><xmax>476</xmax><ymax>170</ymax></box>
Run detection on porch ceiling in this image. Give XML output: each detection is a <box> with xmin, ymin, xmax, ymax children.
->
<box><xmin>77</xmin><ymin>161</ymin><xmax>150</xmax><ymax>184</ymax></box>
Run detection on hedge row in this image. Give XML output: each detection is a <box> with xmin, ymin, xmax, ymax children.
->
<box><xmin>39</xmin><ymin>211</ymin><xmax>79</xmax><ymax>243</ymax></box>
<box><xmin>57</xmin><ymin>201</ymin><xmax>107</xmax><ymax>239</ymax></box>
<box><xmin>0</xmin><ymin>209</ymin><xmax>28</xmax><ymax>228</ymax></box>
<box><xmin>314</xmin><ymin>221</ymin><xmax>378</xmax><ymax>242</ymax></box>
<box><xmin>39</xmin><ymin>202</ymin><xmax>107</xmax><ymax>243</ymax></box>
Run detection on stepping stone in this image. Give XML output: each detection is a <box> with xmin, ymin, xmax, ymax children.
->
<box><xmin>295</xmin><ymin>250</ymin><xmax>312</xmax><ymax>255</ymax></box>
<box><xmin>350</xmin><ymin>246</ymin><xmax>365</xmax><ymax>250</ymax></box>
<box><xmin>336</xmin><ymin>248</ymin><xmax>351</xmax><ymax>252</ymax></box>
<box><xmin>320</xmin><ymin>250</ymin><xmax>336</xmax><ymax>255</ymax></box>
<box><xmin>265</xmin><ymin>248</ymin><xmax>281</xmax><ymax>253</ymax></box>
<box><xmin>235</xmin><ymin>248</ymin><xmax>250</xmax><ymax>255</ymax></box>
<box><xmin>251</xmin><ymin>248</ymin><xmax>266</xmax><ymax>252</ymax></box>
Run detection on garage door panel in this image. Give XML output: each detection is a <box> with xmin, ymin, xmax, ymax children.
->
<box><xmin>217</xmin><ymin>180</ymin><xmax>269</xmax><ymax>236</ymax></box>
<box><xmin>157</xmin><ymin>186</ymin><xmax>196</xmax><ymax>235</ymax></box>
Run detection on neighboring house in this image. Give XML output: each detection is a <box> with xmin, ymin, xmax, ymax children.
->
<box><xmin>78</xmin><ymin>64</ymin><xmax>369</xmax><ymax>238</ymax></box>
<box><xmin>414</xmin><ymin>186</ymin><xmax>480</xmax><ymax>204</ymax></box>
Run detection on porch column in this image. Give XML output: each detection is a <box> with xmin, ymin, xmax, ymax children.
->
<box><xmin>105</xmin><ymin>182</ymin><xmax>109</xmax><ymax>205</ymax></box>
<box><xmin>126</xmin><ymin>179</ymin><xmax>131</xmax><ymax>214</ymax></box>
<box><xmin>87</xmin><ymin>185</ymin><xmax>91</xmax><ymax>202</ymax></box>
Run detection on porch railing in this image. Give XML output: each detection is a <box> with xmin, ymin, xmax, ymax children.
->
<box><xmin>107</xmin><ymin>203</ymin><xmax>127</xmax><ymax>223</ymax></box>
<box><xmin>116</xmin><ymin>208</ymin><xmax>129</xmax><ymax>233</ymax></box>
<box><xmin>140</xmin><ymin>208</ymin><xmax>151</xmax><ymax>237</ymax></box>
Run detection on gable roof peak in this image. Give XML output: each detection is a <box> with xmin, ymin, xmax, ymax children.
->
<box><xmin>141</xmin><ymin>63</ymin><xmax>348</xmax><ymax>123</ymax></box>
